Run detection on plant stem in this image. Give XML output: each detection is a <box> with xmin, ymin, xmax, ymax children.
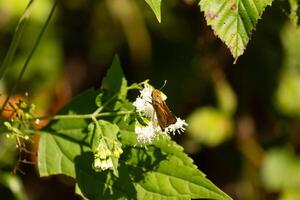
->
<box><xmin>1</xmin><ymin>0</ymin><xmax>58</xmax><ymax>112</ymax></box>
<box><xmin>0</xmin><ymin>0</ymin><xmax>35</xmax><ymax>80</ymax></box>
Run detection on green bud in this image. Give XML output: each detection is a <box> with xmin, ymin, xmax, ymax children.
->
<box><xmin>4</xmin><ymin>122</ymin><xmax>12</xmax><ymax>130</ymax></box>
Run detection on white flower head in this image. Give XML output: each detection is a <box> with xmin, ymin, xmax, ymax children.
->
<box><xmin>164</xmin><ymin>117</ymin><xmax>188</xmax><ymax>135</ymax></box>
<box><xmin>133</xmin><ymin>85</ymin><xmax>155</xmax><ymax>118</ymax></box>
<box><xmin>135</xmin><ymin>122</ymin><xmax>160</xmax><ymax>144</ymax></box>
<box><xmin>93</xmin><ymin>157</ymin><xmax>114</xmax><ymax>171</ymax></box>
<box><xmin>133</xmin><ymin>83</ymin><xmax>188</xmax><ymax>144</ymax></box>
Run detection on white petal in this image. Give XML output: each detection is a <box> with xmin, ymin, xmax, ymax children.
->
<box><xmin>164</xmin><ymin>118</ymin><xmax>188</xmax><ymax>135</ymax></box>
<box><xmin>140</xmin><ymin>86</ymin><xmax>153</xmax><ymax>102</ymax></box>
<box><xmin>133</xmin><ymin>95</ymin><xmax>155</xmax><ymax>118</ymax></box>
<box><xmin>135</xmin><ymin>122</ymin><xmax>160</xmax><ymax>144</ymax></box>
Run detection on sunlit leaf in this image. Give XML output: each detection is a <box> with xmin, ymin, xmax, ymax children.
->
<box><xmin>125</xmin><ymin>144</ymin><xmax>232</xmax><ymax>200</ymax></box>
<box><xmin>101</xmin><ymin>55</ymin><xmax>127</xmax><ymax>101</ymax></box>
<box><xmin>145</xmin><ymin>0</ymin><xmax>162</xmax><ymax>22</ymax></box>
<box><xmin>199</xmin><ymin>0</ymin><xmax>273</xmax><ymax>61</ymax></box>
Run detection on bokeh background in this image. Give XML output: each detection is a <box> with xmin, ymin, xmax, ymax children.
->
<box><xmin>1</xmin><ymin>0</ymin><xmax>300</xmax><ymax>199</ymax></box>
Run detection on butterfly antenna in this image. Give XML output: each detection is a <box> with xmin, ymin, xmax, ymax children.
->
<box><xmin>159</xmin><ymin>80</ymin><xmax>167</xmax><ymax>90</ymax></box>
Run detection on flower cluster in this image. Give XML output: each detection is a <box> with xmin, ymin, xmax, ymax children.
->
<box><xmin>93</xmin><ymin>139</ymin><xmax>123</xmax><ymax>172</ymax></box>
<box><xmin>133</xmin><ymin>84</ymin><xmax>187</xmax><ymax>144</ymax></box>
<box><xmin>3</xmin><ymin>95</ymin><xmax>36</xmax><ymax>143</ymax></box>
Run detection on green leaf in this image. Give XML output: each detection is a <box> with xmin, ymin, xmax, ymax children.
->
<box><xmin>122</xmin><ymin>143</ymin><xmax>232</xmax><ymax>200</ymax></box>
<box><xmin>134</xmin><ymin>156</ymin><xmax>232</xmax><ymax>200</ymax></box>
<box><xmin>153</xmin><ymin>136</ymin><xmax>198</xmax><ymax>170</ymax></box>
<box><xmin>38</xmin><ymin>89</ymin><xmax>99</xmax><ymax>177</ymax></box>
<box><xmin>98</xmin><ymin>120</ymin><xmax>121</xmax><ymax>177</ymax></box>
<box><xmin>95</xmin><ymin>93</ymin><xmax>104</xmax><ymax>108</ymax></box>
<box><xmin>101</xmin><ymin>55</ymin><xmax>127</xmax><ymax>100</ymax></box>
<box><xmin>145</xmin><ymin>0</ymin><xmax>162</xmax><ymax>22</ymax></box>
<box><xmin>200</xmin><ymin>0</ymin><xmax>273</xmax><ymax>61</ymax></box>
<box><xmin>74</xmin><ymin>152</ymin><xmax>136</xmax><ymax>200</ymax></box>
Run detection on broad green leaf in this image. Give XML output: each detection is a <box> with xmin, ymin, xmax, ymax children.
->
<box><xmin>101</xmin><ymin>55</ymin><xmax>127</xmax><ymax>100</ymax></box>
<box><xmin>145</xmin><ymin>0</ymin><xmax>162</xmax><ymax>22</ymax></box>
<box><xmin>115</xmin><ymin>100</ymin><xmax>137</xmax><ymax>145</ymax></box>
<box><xmin>134</xmin><ymin>156</ymin><xmax>232</xmax><ymax>200</ymax></box>
<box><xmin>153</xmin><ymin>136</ymin><xmax>197</xmax><ymax>169</ymax></box>
<box><xmin>123</xmin><ymin>145</ymin><xmax>232</xmax><ymax>200</ymax></box>
<box><xmin>38</xmin><ymin>89</ymin><xmax>99</xmax><ymax>177</ymax></box>
<box><xmin>200</xmin><ymin>0</ymin><xmax>273</xmax><ymax>61</ymax></box>
<box><xmin>74</xmin><ymin>152</ymin><xmax>136</xmax><ymax>200</ymax></box>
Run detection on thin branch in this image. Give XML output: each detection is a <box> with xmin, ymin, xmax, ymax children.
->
<box><xmin>1</xmin><ymin>0</ymin><xmax>58</xmax><ymax>112</ymax></box>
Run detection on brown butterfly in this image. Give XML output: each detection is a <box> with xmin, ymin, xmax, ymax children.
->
<box><xmin>151</xmin><ymin>88</ymin><xmax>177</xmax><ymax>130</ymax></box>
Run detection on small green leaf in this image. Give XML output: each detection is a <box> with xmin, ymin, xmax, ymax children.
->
<box><xmin>145</xmin><ymin>0</ymin><xmax>162</xmax><ymax>22</ymax></box>
<box><xmin>89</xmin><ymin>122</ymin><xmax>101</xmax><ymax>152</ymax></box>
<box><xmin>200</xmin><ymin>0</ymin><xmax>273</xmax><ymax>61</ymax></box>
<box><xmin>101</xmin><ymin>55</ymin><xmax>127</xmax><ymax>100</ymax></box>
<box><xmin>95</xmin><ymin>93</ymin><xmax>104</xmax><ymax>107</ymax></box>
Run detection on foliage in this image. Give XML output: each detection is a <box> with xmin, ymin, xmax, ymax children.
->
<box><xmin>37</xmin><ymin>56</ymin><xmax>232</xmax><ymax>200</ymax></box>
<box><xmin>1</xmin><ymin>0</ymin><xmax>300</xmax><ymax>199</ymax></box>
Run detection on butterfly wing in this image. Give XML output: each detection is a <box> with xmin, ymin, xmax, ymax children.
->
<box><xmin>152</xmin><ymin>89</ymin><xmax>177</xmax><ymax>130</ymax></box>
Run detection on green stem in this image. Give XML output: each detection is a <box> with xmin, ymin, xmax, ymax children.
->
<box><xmin>93</xmin><ymin>94</ymin><xmax>118</xmax><ymax>115</ymax></box>
<box><xmin>0</xmin><ymin>0</ymin><xmax>35</xmax><ymax>80</ymax></box>
<box><xmin>33</xmin><ymin>110</ymin><xmax>133</xmax><ymax>121</ymax></box>
<box><xmin>1</xmin><ymin>0</ymin><xmax>58</xmax><ymax>112</ymax></box>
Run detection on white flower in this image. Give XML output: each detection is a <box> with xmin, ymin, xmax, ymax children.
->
<box><xmin>133</xmin><ymin>97</ymin><xmax>154</xmax><ymax>118</ymax></box>
<box><xmin>133</xmin><ymin>83</ymin><xmax>188</xmax><ymax>144</ymax></box>
<box><xmin>135</xmin><ymin>122</ymin><xmax>160</xmax><ymax>144</ymax></box>
<box><xmin>164</xmin><ymin>118</ymin><xmax>188</xmax><ymax>135</ymax></box>
<box><xmin>93</xmin><ymin>157</ymin><xmax>114</xmax><ymax>171</ymax></box>
<box><xmin>140</xmin><ymin>85</ymin><xmax>152</xmax><ymax>102</ymax></box>
<box><xmin>133</xmin><ymin>86</ymin><xmax>155</xmax><ymax>118</ymax></box>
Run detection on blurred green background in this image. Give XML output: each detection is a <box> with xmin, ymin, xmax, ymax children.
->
<box><xmin>1</xmin><ymin>0</ymin><xmax>300</xmax><ymax>199</ymax></box>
